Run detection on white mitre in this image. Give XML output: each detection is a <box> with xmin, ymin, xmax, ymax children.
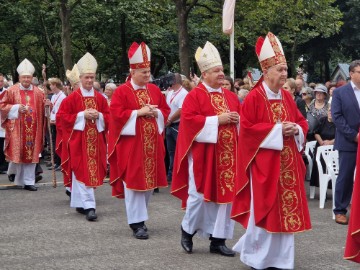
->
<box><xmin>17</xmin><ymin>58</ymin><xmax>35</xmax><ymax>76</ymax></box>
<box><xmin>66</xmin><ymin>64</ymin><xmax>80</xmax><ymax>84</ymax></box>
<box><xmin>195</xmin><ymin>41</ymin><xmax>222</xmax><ymax>73</ymax></box>
<box><xmin>77</xmin><ymin>52</ymin><xmax>97</xmax><ymax>74</ymax></box>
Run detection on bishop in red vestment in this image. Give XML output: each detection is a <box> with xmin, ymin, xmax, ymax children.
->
<box><xmin>56</xmin><ymin>52</ymin><xmax>109</xmax><ymax>221</ymax></box>
<box><xmin>344</xmin><ymin>136</ymin><xmax>360</xmax><ymax>263</ymax></box>
<box><xmin>108</xmin><ymin>42</ymin><xmax>170</xmax><ymax>239</ymax></box>
<box><xmin>171</xmin><ymin>41</ymin><xmax>240</xmax><ymax>257</ymax></box>
<box><xmin>231</xmin><ymin>32</ymin><xmax>311</xmax><ymax>270</ymax></box>
<box><xmin>0</xmin><ymin>59</ymin><xmax>44</xmax><ymax>191</ymax></box>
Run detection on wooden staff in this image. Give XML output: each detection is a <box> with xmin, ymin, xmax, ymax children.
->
<box><xmin>42</xmin><ymin>64</ymin><xmax>57</xmax><ymax>188</ymax></box>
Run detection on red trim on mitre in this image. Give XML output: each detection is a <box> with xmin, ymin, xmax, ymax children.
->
<box><xmin>255</xmin><ymin>36</ymin><xmax>265</xmax><ymax>57</ymax></box>
<box><xmin>128</xmin><ymin>42</ymin><xmax>139</xmax><ymax>59</ymax></box>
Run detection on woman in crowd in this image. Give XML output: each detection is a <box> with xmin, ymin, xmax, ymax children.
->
<box><xmin>301</xmin><ymin>87</ymin><xmax>314</xmax><ymax>112</ymax></box>
<box><xmin>222</xmin><ymin>76</ymin><xmax>235</xmax><ymax>93</ymax></box>
<box><xmin>309</xmin><ymin>106</ymin><xmax>336</xmax><ymax>190</ymax></box>
<box><xmin>283</xmin><ymin>78</ymin><xmax>306</xmax><ymax>118</ymax></box>
<box><xmin>309</xmin><ymin>84</ymin><xmax>329</xmax><ymax>119</ymax></box>
<box><xmin>104</xmin><ymin>82</ymin><xmax>116</xmax><ymax>105</ymax></box>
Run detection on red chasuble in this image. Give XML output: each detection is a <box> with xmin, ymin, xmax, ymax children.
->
<box><xmin>0</xmin><ymin>84</ymin><xmax>44</xmax><ymax>163</ymax></box>
<box><xmin>231</xmin><ymin>80</ymin><xmax>311</xmax><ymax>233</ymax></box>
<box><xmin>56</xmin><ymin>89</ymin><xmax>109</xmax><ymax>187</ymax></box>
<box><xmin>171</xmin><ymin>83</ymin><xmax>241</xmax><ymax>208</ymax></box>
<box><xmin>108</xmin><ymin>81</ymin><xmax>170</xmax><ymax>198</ymax></box>
<box><xmin>344</xmin><ymin>139</ymin><xmax>360</xmax><ymax>263</ymax></box>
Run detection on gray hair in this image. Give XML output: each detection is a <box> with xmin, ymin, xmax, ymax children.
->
<box><xmin>105</xmin><ymin>83</ymin><xmax>117</xmax><ymax>90</ymax></box>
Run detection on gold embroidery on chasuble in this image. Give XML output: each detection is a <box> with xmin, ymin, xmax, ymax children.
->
<box><xmin>21</xmin><ymin>90</ymin><xmax>36</xmax><ymax>162</ymax></box>
<box><xmin>210</xmin><ymin>93</ymin><xmax>236</xmax><ymax>197</ymax></box>
<box><xmin>84</xmin><ymin>97</ymin><xmax>99</xmax><ymax>186</ymax></box>
<box><xmin>134</xmin><ymin>90</ymin><xmax>157</xmax><ymax>189</ymax></box>
<box><xmin>269</xmin><ymin>100</ymin><xmax>302</xmax><ymax>231</ymax></box>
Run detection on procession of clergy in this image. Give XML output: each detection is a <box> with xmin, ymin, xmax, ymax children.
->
<box><xmin>1</xmin><ymin>32</ymin><xmax>360</xmax><ymax>270</ymax></box>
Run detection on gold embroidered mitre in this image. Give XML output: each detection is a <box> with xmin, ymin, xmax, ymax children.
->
<box><xmin>17</xmin><ymin>58</ymin><xmax>35</xmax><ymax>76</ymax></box>
<box><xmin>66</xmin><ymin>64</ymin><xmax>80</xmax><ymax>84</ymax></box>
<box><xmin>77</xmin><ymin>52</ymin><xmax>98</xmax><ymax>74</ymax></box>
<box><xmin>255</xmin><ymin>32</ymin><xmax>287</xmax><ymax>71</ymax></box>
<box><xmin>195</xmin><ymin>41</ymin><xmax>222</xmax><ymax>73</ymax></box>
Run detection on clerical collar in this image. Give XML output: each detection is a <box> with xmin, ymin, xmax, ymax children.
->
<box><xmin>19</xmin><ymin>84</ymin><xmax>33</xmax><ymax>91</ymax></box>
<box><xmin>131</xmin><ymin>79</ymin><xmax>146</xmax><ymax>90</ymax></box>
<box><xmin>203</xmin><ymin>82</ymin><xmax>222</xmax><ymax>93</ymax></box>
<box><xmin>80</xmin><ymin>86</ymin><xmax>94</xmax><ymax>97</ymax></box>
<box><xmin>262</xmin><ymin>81</ymin><xmax>281</xmax><ymax>100</ymax></box>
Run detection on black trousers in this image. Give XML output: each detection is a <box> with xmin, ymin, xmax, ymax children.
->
<box><xmin>50</xmin><ymin>125</ymin><xmax>61</xmax><ymax>166</ymax></box>
<box><xmin>334</xmin><ymin>151</ymin><xmax>356</xmax><ymax>215</ymax></box>
<box><xmin>0</xmin><ymin>137</ymin><xmax>8</xmax><ymax>171</ymax></box>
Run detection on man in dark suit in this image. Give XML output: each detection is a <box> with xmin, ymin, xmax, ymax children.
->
<box><xmin>331</xmin><ymin>60</ymin><xmax>360</xmax><ymax>225</ymax></box>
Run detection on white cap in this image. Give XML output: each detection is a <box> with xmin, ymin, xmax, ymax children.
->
<box><xmin>195</xmin><ymin>41</ymin><xmax>222</xmax><ymax>73</ymax></box>
<box><xmin>17</xmin><ymin>58</ymin><xmax>35</xmax><ymax>76</ymax></box>
<box><xmin>77</xmin><ymin>52</ymin><xmax>98</xmax><ymax>74</ymax></box>
<box><xmin>66</xmin><ymin>64</ymin><xmax>80</xmax><ymax>84</ymax></box>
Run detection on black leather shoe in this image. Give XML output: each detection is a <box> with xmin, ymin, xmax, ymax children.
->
<box><xmin>8</xmin><ymin>174</ymin><xmax>15</xmax><ymax>182</ymax></box>
<box><xmin>76</xmin><ymin>207</ymin><xmax>87</xmax><ymax>215</ymax></box>
<box><xmin>210</xmin><ymin>244</ymin><xmax>235</xmax><ymax>257</ymax></box>
<box><xmin>86</xmin><ymin>208</ymin><xmax>97</xmax><ymax>221</ymax></box>
<box><xmin>143</xmin><ymin>224</ymin><xmax>148</xmax><ymax>232</ymax></box>
<box><xmin>133</xmin><ymin>227</ymin><xmax>149</xmax><ymax>239</ymax></box>
<box><xmin>24</xmin><ymin>185</ymin><xmax>37</xmax><ymax>191</ymax></box>
<box><xmin>181</xmin><ymin>227</ymin><xmax>195</xmax><ymax>253</ymax></box>
<box><xmin>65</xmin><ymin>190</ymin><xmax>71</xmax><ymax>197</ymax></box>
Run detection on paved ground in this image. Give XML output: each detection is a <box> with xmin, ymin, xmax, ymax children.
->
<box><xmin>0</xmin><ymin>161</ymin><xmax>357</xmax><ymax>270</ymax></box>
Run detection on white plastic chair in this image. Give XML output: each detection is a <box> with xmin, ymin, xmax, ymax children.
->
<box><xmin>315</xmin><ymin>145</ymin><xmax>337</xmax><ymax>209</ymax></box>
<box><xmin>324</xmin><ymin>150</ymin><xmax>339</xmax><ymax>219</ymax></box>
<box><xmin>305</xmin><ymin>141</ymin><xmax>317</xmax><ymax>198</ymax></box>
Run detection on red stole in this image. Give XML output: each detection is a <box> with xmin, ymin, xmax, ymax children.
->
<box><xmin>231</xmin><ymin>82</ymin><xmax>311</xmax><ymax>233</ymax></box>
<box><xmin>344</xmin><ymin>138</ymin><xmax>360</xmax><ymax>263</ymax></box>
<box><xmin>171</xmin><ymin>83</ymin><xmax>240</xmax><ymax>208</ymax></box>
<box><xmin>108</xmin><ymin>82</ymin><xmax>170</xmax><ymax>198</ymax></box>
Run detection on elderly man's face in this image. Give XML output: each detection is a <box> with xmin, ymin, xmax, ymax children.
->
<box><xmin>202</xmin><ymin>65</ymin><xmax>224</xmax><ymax>89</ymax></box>
<box><xmin>19</xmin><ymin>75</ymin><xmax>33</xmax><ymax>89</ymax></box>
<box><xmin>131</xmin><ymin>68</ymin><xmax>151</xmax><ymax>86</ymax></box>
<box><xmin>80</xmin><ymin>73</ymin><xmax>95</xmax><ymax>90</ymax></box>
<box><xmin>0</xmin><ymin>76</ymin><xmax>4</xmax><ymax>89</ymax></box>
<box><xmin>265</xmin><ymin>64</ymin><xmax>288</xmax><ymax>89</ymax></box>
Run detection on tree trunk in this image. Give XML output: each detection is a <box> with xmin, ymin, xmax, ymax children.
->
<box><xmin>60</xmin><ymin>0</ymin><xmax>73</xmax><ymax>71</ymax></box>
<box><xmin>324</xmin><ymin>58</ymin><xmax>330</xmax><ymax>81</ymax></box>
<box><xmin>174</xmin><ymin>0</ymin><xmax>190</xmax><ymax>78</ymax></box>
<box><xmin>289</xmin><ymin>42</ymin><xmax>297</xmax><ymax>78</ymax></box>
<box><xmin>12</xmin><ymin>43</ymin><xmax>20</xmax><ymax>83</ymax></box>
<box><xmin>120</xmin><ymin>16</ymin><xmax>128</xmax><ymax>79</ymax></box>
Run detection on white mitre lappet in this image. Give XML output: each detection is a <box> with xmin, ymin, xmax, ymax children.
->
<box><xmin>77</xmin><ymin>52</ymin><xmax>98</xmax><ymax>74</ymax></box>
<box><xmin>66</xmin><ymin>64</ymin><xmax>80</xmax><ymax>85</ymax></box>
<box><xmin>17</xmin><ymin>58</ymin><xmax>35</xmax><ymax>76</ymax></box>
<box><xmin>128</xmin><ymin>42</ymin><xmax>151</xmax><ymax>69</ymax></box>
<box><xmin>255</xmin><ymin>32</ymin><xmax>286</xmax><ymax>71</ymax></box>
<box><xmin>195</xmin><ymin>41</ymin><xmax>222</xmax><ymax>73</ymax></box>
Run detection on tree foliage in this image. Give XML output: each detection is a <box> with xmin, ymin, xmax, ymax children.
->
<box><xmin>0</xmin><ymin>0</ymin><xmax>354</xmax><ymax>83</ymax></box>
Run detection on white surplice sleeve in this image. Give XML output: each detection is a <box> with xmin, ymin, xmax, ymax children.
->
<box><xmin>195</xmin><ymin>116</ymin><xmax>219</xmax><ymax>143</ymax></box>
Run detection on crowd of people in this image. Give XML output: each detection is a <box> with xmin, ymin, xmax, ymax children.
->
<box><xmin>1</xmin><ymin>31</ymin><xmax>360</xmax><ymax>269</ymax></box>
